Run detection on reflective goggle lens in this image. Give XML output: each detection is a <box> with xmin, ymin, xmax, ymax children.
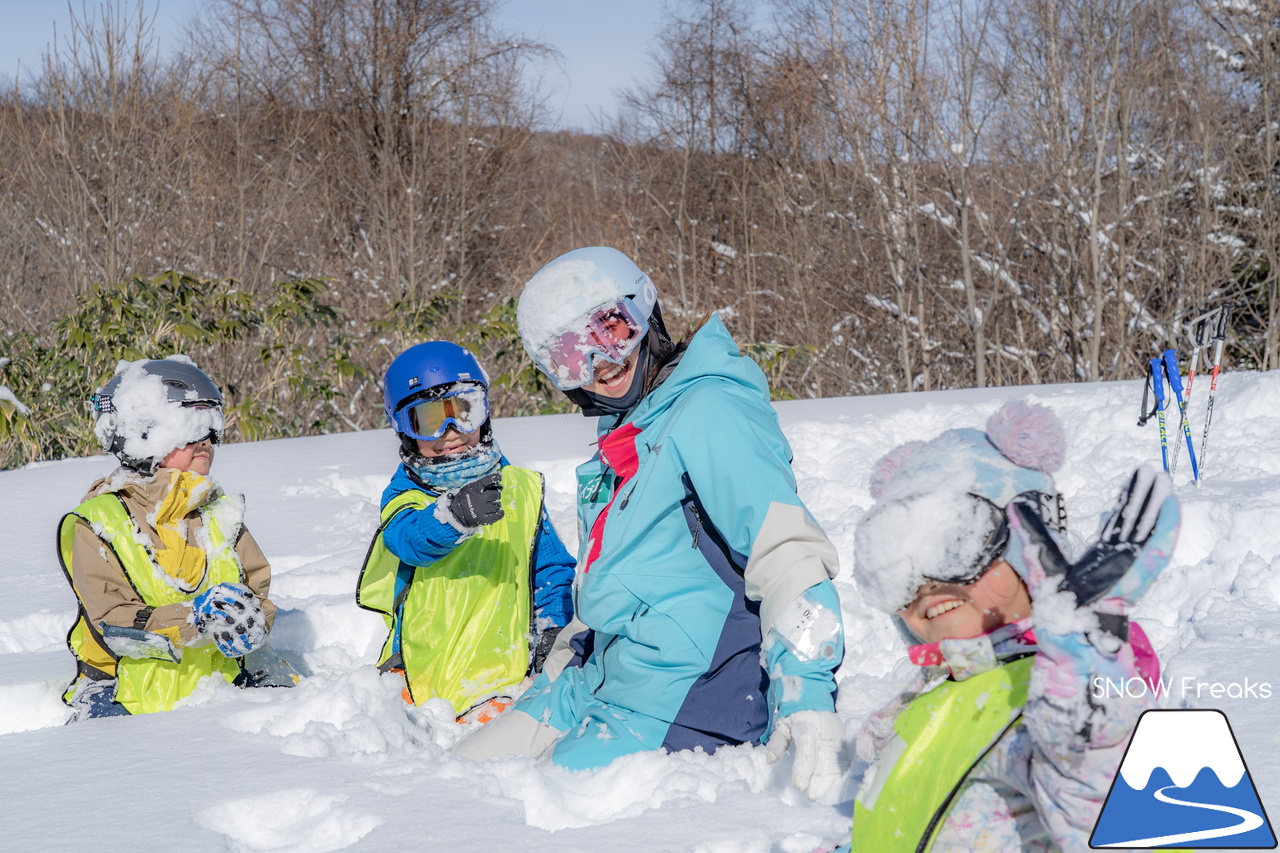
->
<box><xmin>542</xmin><ymin>299</ymin><xmax>648</xmax><ymax>390</ymax></box>
<box><xmin>401</xmin><ymin>386</ymin><xmax>488</xmax><ymax>441</ymax></box>
<box><xmin>921</xmin><ymin>491</ymin><xmax>1064</xmax><ymax>586</ymax></box>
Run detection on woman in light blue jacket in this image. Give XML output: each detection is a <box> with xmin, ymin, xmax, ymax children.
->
<box><xmin>454</xmin><ymin>247</ymin><xmax>846</xmax><ymax>800</ymax></box>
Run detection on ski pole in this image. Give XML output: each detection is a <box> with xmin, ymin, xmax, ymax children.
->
<box><xmin>1150</xmin><ymin>357</ymin><xmax>1169</xmax><ymax>473</ymax></box>
<box><xmin>1184</xmin><ymin>308</ymin><xmax>1218</xmax><ymax>412</ymax></box>
<box><xmin>1137</xmin><ymin>370</ymin><xmax>1156</xmax><ymax>427</ymax></box>
<box><xmin>1198</xmin><ymin>306</ymin><xmax>1231</xmax><ymax>481</ymax></box>
<box><xmin>1162</xmin><ymin>348</ymin><xmax>1199</xmax><ymax>483</ymax></box>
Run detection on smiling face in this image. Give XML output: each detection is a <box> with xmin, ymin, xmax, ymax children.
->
<box><xmin>581</xmin><ymin>348</ymin><xmax>640</xmax><ymax>398</ymax></box>
<box><xmin>414</xmin><ymin>424</ymin><xmax>482</xmax><ymax>458</ymax></box>
<box><xmin>898</xmin><ymin>559</ymin><xmax>1032</xmax><ymax>645</ymax></box>
<box><xmin>159</xmin><ymin>436</ymin><xmax>215</xmax><ymax>477</ymax></box>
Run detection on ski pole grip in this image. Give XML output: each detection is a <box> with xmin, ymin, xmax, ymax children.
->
<box><xmin>1193</xmin><ymin>317</ymin><xmax>1209</xmax><ymax>348</ymax></box>
<box><xmin>1149</xmin><ymin>357</ymin><xmax>1166</xmax><ymax>407</ymax></box>
<box><xmin>1214</xmin><ymin>306</ymin><xmax>1230</xmax><ymax>341</ymax></box>
<box><xmin>1162</xmin><ymin>350</ymin><xmax>1183</xmax><ymax>395</ymax></box>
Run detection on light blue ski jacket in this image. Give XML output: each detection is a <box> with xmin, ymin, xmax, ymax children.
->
<box><xmin>508</xmin><ymin>314</ymin><xmax>843</xmax><ymax>770</ymax></box>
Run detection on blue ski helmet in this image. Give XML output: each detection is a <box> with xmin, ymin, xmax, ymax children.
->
<box><xmin>383</xmin><ymin>341</ymin><xmax>490</xmax><ymax>433</ymax></box>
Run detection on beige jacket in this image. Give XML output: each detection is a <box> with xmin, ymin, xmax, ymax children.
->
<box><xmin>68</xmin><ymin>469</ymin><xmax>276</xmax><ymax>648</ymax></box>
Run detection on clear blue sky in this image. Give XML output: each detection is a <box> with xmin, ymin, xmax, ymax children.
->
<box><xmin>0</xmin><ymin>0</ymin><xmax>676</xmax><ymax>131</ymax></box>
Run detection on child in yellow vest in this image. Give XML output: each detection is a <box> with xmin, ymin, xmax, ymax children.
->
<box><xmin>60</xmin><ymin>357</ymin><xmax>292</xmax><ymax>720</ymax></box>
<box><xmin>357</xmin><ymin>341</ymin><xmax>574</xmax><ymax>722</ymax></box>
<box><xmin>839</xmin><ymin>401</ymin><xmax>1176</xmax><ymax>852</ymax></box>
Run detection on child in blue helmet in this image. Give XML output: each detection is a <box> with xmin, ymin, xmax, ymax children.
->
<box><xmin>357</xmin><ymin>341</ymin><xmax>575</xmax><ymax>722</ymax></box>
<box><xmin>837</xmin><ymin>401</ymin><xmax>1176</xmax><ymax>852</ymax></box>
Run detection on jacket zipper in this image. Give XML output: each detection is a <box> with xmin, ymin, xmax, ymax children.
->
<box><xmin>593</xmin><ymin>634</ymin><xmax>620</xmax><ymax>694</ymax></box>
<box><xmin>689</xmin><ymin>503</ymin><xmax>703</xmax><ymax>549</ymax></box>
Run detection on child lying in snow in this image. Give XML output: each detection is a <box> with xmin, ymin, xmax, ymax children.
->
<box><xmin>839</xmin><ymin>400</ymin><xmax>1175</xmax><ymax>852</ymax></box>
<box><xmin>59</xmin><ymin>357</ymin><xmax>293</xmax><ymax>720</ymax></box>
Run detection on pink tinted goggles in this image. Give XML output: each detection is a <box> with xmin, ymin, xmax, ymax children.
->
<box><xmin>542</xmin><ymin>298</ymin><xmax>649</xmax><ymax>390</ymax></box>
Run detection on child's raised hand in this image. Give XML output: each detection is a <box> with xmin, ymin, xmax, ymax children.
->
<box><xmin>445</xmin><ymin>471</ymin><xmax>505</xmax><ymax>528</ymax></box>
<box><xmin>1009</xmin><ymin>466</ymin><xmax>1178</xmax><ymax>624</ymax></box>
<box><xmin>1013</xmin><ymin>467</ymin><xmax>1176</xmax><ymax>755</ymax></box>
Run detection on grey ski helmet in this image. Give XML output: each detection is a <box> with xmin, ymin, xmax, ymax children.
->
<box><xmin>516</xmin><ymin>246</ymin><xmax>672</xmax><ymax>416</ymax></box>
<box><xmin>89</xmin><ymin>357</ymin><xmax>225</xmax><ymax>473</ymax></box>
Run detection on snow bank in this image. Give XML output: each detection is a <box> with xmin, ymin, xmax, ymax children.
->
<box><xmin>2</xmin><ymin>372</ymin><xmax>1279</xmax><ymax>850</ymax></box>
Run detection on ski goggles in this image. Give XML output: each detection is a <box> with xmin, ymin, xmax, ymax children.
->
<box><xmin>391</xmin><ymin>383</ymin><xmax>489</xmax><ymax>442</ymax></box>
<box><xmin>537</xmin><ymin>298</ymin><xmax>650</xmax><ymax>391</ymax></box>
<box><xmin>923</xmin><ymin>491</ymin><xmax>1065</xmax><ymax>586</ymax></box>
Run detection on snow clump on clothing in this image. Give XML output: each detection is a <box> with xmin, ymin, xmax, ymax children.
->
<box><xmin>94</xmin><ymin>356</ymin><xmax>224</xmax><ymax>466</ymax></box>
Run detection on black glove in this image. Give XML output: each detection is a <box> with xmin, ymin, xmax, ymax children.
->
<box><xmin>1010</xmin><ymin>465</ymin><xmax>1174</xmax><ymax>609</ymax></box>
<box><xmin>1008</xmin><ymin>465</ymin><xmax>1177</xmax><ymax>641</ymax></box>
<box><xmin>533</xmin><ymin>625</ymin><xmax>563</xmax><ymax>673</ymax></box>
<box><xmin>445</xmin><ymin>471</ymin><xmax>505</xmax><ymax>528</ymax></box>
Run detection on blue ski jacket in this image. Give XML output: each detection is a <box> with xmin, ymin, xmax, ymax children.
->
<box><xmin>380</xmin><ymin>461</ymin><xmax>576</xmax><ymax>633</ymax></box>
<box><xmin>503</xmin><ymin>314</ymin><xmax>844</xmax><ymax>770</ymax></box>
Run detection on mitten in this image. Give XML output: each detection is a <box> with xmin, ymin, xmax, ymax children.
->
<box><xmin>191</xmin><ymin>582</ymin><xmax>267</xmax><ymax>658</ymax></box>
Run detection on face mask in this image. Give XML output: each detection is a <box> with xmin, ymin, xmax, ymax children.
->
<box><xmin>409</xmin><ymin>438</ymin><xmax>502</xmax><ymax>491</ymax></box>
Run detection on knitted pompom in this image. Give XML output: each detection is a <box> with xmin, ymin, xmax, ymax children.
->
<box><xmin>985</xmin><ymin>400</ymin><xmax>1065</xmax><ymax>473</ymax></box>
<box><xmin>869</xmin><ymin>440</ymin><xmax>926</xmax><ymax>498</ymax></box>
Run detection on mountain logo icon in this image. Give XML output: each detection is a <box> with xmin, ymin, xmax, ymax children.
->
<box><xmin>1091</xmin><ymin>709</ymin><xmax>1276</xmax><ymax>848</ymax></box>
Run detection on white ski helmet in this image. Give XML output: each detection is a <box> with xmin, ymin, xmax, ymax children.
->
<box><xmin>89</xmin><ymin>356</ymin><xmax>225</xmax><ymax>473</ymax></box>
<box><xmin>516</xmin><ymin>246</ymin><xmax>660</xmax><ymax>388</ymax></box>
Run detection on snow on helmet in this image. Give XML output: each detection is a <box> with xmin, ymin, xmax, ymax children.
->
<box><xmin>383</xmin><ymin>341</ymin><xmax>490</xmax><ymax>436</ymax></box>
<box><xmin>853</xmin><ymin>400</ymin><xmax>1067</xmax><ymax>614</ymax></box>
<box><xmin>89</xmin><ymin>356</ymin><xmax>225</xmax><ymax>474</ymax></box>
<box><xmin>516</xmin><ymin>247</ymin><xmax>660</xmax><ymax>390</ymax></box>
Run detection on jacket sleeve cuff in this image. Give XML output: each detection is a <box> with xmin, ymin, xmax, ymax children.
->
<box><xmin>382</xmin><ymin>503</ymin><xmax>468</xmax><ymax>564</ymax></box>
<box><xmin>763</xmin><ymin>586</ymin><xmax>843</xmax><ymax>722</ymax></box>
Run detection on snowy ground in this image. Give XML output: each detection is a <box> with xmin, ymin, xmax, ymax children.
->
<box><xmin>2</xmin><ymin>373</ymin><xmax>1279</xmax><ymax>852</ymax></box>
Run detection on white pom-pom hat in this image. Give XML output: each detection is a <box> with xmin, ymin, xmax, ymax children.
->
<box><xmin>854</xmin><ymin>400</ymin><xmax>1066</xmax><ymax>614</ymax></box>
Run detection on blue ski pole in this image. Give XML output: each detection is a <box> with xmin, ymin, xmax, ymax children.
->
<box><xmin>1150</xmin><ymin>357</ymin><xmax>1169</xmax><ymax>473</ymax></box>
<box><xmin>1162</xmin><ymin>349</ymin><xmax>1199</xmax><ymax>482</ymax></box>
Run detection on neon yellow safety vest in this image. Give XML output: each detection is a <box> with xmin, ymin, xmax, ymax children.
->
<box><xmin>57</xmin><ymin>493</ymin><xmax>246</xmax><ymax>714</ymax></box>
<box><xmin>356</xmin><ymin>466</ymin><xmax>544</xmax><ymax>715</ymax></box>
<box><xmin>852</xmin><ymin>656</ymin><xmax>1034</xmax><ymax>852</ymax></box>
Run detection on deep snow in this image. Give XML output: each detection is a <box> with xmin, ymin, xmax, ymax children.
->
<box><xmin>2</xmin><ymin>373</ymin><xmax>1279</xmax><ymax>852</ymax></box>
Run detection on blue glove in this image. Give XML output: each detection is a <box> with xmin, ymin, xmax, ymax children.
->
<box><xmin>192</xmin><ymin>583</ymin><xmax>267</xmax><ymax>658</ymax></box>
